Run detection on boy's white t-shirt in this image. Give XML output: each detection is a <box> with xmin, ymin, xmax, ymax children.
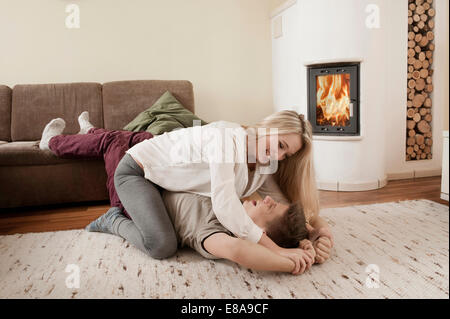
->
<box><xmin>126</xmin><ymin>121</ymin><xmax>269</xmax><ymax>243</ymax></box>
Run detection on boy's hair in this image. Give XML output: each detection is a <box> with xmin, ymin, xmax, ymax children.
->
<box><xmin>265</xmin><ymin>202</ymin><xmax>308</xmax><ymax>248</ymax></box>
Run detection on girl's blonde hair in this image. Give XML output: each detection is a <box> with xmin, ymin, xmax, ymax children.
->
<box><xmin>247</xmin><ymin>110</ymin><xmax>319</xmax><ymax>221</ymax></box>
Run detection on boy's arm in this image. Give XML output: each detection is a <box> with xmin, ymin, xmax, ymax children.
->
<box><xmin>203</xmin><ymin>233</ymin><xmax>296</xmax><ymax>273</ymax></box>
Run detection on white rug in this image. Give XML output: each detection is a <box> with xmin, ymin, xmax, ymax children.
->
<box><xmin>0</xmin><ymin>200</ymin><xmax>448</xmax><ymax>299</ymax></box>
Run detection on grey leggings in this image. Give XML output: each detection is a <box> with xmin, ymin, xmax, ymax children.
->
<box><xmin>113</xmin><ymin>153</ymin><xmax>178</xmax><ymax>259</ymax></box>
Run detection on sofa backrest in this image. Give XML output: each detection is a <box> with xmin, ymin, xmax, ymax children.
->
<box><xmin>102</xmin><ymin>80</ymin><xmax>195</xmax><ymax>130</ymax></box>
<box><xmin>11</xmin><ymin>83</ymin><xmax>104</xmax><ymax>141</ymax></box>
<box><xmin>7</xmin><ymin>80</ymin><xmax>195</xmax><ymax>141</ymax></box>
<box><xmin>0</xmin><ymin>85</ymin><xmax>12</xmax><ymax>142</ymax></box>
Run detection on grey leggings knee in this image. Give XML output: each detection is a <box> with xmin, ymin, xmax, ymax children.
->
<box><xmin>114</xmin><ymin>154</ymin><xmax>178</xmax><ymax>259</ymax></box>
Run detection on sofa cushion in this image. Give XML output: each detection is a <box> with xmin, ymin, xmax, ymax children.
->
<box><xmin>0</xmin><ymin>141</ymin><xmax>94</xmax><ymax>166</ymax></box>
<box><xmin>11</xmin><ymin>83</ymin><xmax>103</xmax><ymax>141</ymax></box>
<box><xmin>124</xmin><ymin>91</ymin><xmax>208</xmax><ymax>135</ymax></box>
<box><xmin>103</xmin><ymin>80</ymin><xmax>195</xmax><ymax>131</ymax></box>
<box><xmin>0</xmin><ymin>85</ymin><xmax>12</xmax><ymax>142</ymax></box>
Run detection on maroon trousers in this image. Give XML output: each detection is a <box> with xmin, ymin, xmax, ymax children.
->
<box><xmin>49</xmin><ymin>128</ymin><xmax>153</xmax><ymax>218</ymax></box>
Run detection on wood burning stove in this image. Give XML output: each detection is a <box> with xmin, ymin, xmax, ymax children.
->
<box><xmin>307</xmin><ymin>63</ymin><xmax>360</xmax><ymax>136</ymax></box>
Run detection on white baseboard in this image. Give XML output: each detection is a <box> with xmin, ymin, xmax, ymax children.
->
<box><xmin>317</xmin><ymin>175</ymin><xmax>388</xmax><ymax>192</ymax></box>
<box><xmin>317</xmin><ymin>180</ymin><xmax>338</xmax><ymax>191</ymax></box>
<box><xmin>387</xmin><ymin>171</ymin><xmax>415</xmax><ymax>180</ymax></box>
<box><xmin>414</xmin><ymin>169</ymin><xmax>442</xmax><ymax>178</ymax></box>
<box><xmin>387</xmin><ymin>169</ymin><xmax>442</xmax><ymax>180</ymax></box>
<box><xmin>317</xmin><ymin>169</ymin><xmax>441</xmax><ymax>192</ymax></box>
<box><xmin>441</xmin><ymin>193</ymin><xmax>449</xmax><ymax>201</ymax></box>
<box><xmin>338</xmin><ymin>180</ymin><xmax>379</xmax><ymax>192</ymax></box>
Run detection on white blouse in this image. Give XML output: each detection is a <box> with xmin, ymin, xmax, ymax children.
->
<box><xmin>126</xmin><ymin>121</ymin><xmax>269</xmax><ymax>243</ymax></box>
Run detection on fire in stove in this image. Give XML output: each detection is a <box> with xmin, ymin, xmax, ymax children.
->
<box><xmin>316</xmin><ymin>73</ymin><xmax>351</xmax><ymax>127</ymax></box>
<box><xmin>307</xmin><ymin>63</ymin><xmax>359</xmax><ymax>136</ymax></box>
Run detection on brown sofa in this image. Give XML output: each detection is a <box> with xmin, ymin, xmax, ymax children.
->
<box><xmin>0</xmin><ymin>80</ymin><xmax>195</xmax><ymax>209</ymax></box>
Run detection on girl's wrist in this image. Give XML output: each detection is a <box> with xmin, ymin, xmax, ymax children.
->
<box><xmin>318</xmin><ymin>226</ymin><xmax>333</xmax><ymax>239</ymax></box>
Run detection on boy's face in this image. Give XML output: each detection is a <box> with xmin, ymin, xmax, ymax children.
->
<box><xmin>242</xmin><ymin>196</ymin><xmax>289</xmax><ymax>230</ymax></box>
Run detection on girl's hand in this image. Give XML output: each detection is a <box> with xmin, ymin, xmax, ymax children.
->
<box><xmin>278</xmin><ymin>248</ymin><xmax>314</xmax><ymax>275</ymax></box>
<box><xmin>306</xmin><ymin>223</ymin><xmax>334</xmax><ymax>245</ymax></box>
<box><xmin>313</xmin><ymin>236</ymin><xmax>332</xmax><ymax>264</ymax></box>
<box><xmin>306</xmin><ymin>224</ymin><xmax>334</xmax><ymax>264</ymax></box>
<box><xmin>299</xmin><ymin>239</ymin><xmax>316</xmax><ymax>261</ymax></box>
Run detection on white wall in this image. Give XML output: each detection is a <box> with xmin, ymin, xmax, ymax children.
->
<box><xmin>271</xmin><ymin>1</ymin><xmax>302</xmax><ymax>113</ymax></box>
<box><xmin>0</xmin><ymin>0</ymin><xmax>274</xmax><ymax>126</ymax></box>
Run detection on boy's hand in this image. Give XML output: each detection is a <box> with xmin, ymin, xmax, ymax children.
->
<box><xmin>299</xmin><ymin>239</ymin><xmax>316</xmax><ymax>262</ymax></box>
<box><xmin>277</xmin><ymin>248</ymin><xmax>314</xmax><ymax>275</ymax></box>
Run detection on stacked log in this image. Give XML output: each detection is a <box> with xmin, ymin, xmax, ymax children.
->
<box><xmin>406</xmin><ymin>0</ymin><xmax>434</xmax><ymax>161</ymax></box>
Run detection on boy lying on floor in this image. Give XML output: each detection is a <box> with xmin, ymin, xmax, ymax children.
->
<box><xmin>94</xmin><ymin>192</ymin><xmax>315</xmax><ymax>274</ymax></box>
<box><xmin>161</xmin><ymin>191</ymin><xmax>316</xmax><ymax>274</ymax></box>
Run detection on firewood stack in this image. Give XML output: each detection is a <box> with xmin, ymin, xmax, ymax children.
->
<box><xmin>407</xmin><ymin>0</ymin><xmax>434</xmax><ymax>161</ymax></box>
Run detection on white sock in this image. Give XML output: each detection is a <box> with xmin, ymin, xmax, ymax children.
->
<box><xmin>78</xmin><ymin>111</ymin><xmax>94</xmax><ymax>134</ymax></box>
<box><xmin>39</xmin><ymin>118</ymin><xmax>66</xmax><ymax>150</ymax></box>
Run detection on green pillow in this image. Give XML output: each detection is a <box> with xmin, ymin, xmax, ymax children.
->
<box><xmin>124</xmin><ymin>91</ymin><xmax>208</xmax><ymax>135</ymax></box>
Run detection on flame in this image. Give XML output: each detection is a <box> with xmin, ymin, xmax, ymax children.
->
<box><xmin>316</xmin><ymin>74</ymin><xmax>351</xmax><ymax>126</ymax></box>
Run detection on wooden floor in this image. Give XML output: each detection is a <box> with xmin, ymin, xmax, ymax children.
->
<box><xmin>0</xmin><ymin>176</ymin><xmax>447</xmax><ymax>236</ymax></box>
